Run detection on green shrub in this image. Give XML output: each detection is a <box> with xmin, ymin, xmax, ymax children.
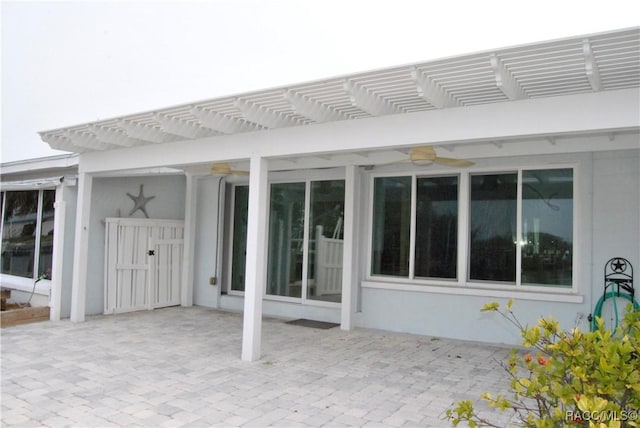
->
<box><xmin>445</xmin><ymin>300</ymin><xmax>640</xmax><ymax>427</ymax></box>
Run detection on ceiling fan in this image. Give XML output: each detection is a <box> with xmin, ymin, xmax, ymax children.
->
<box><xmin>206</xmin><ymin>162</ymin><xmax>249</xmax><ymax>176</ymax></box>
<box><xmin>398</xmin><ymin>146</ymin><xmax>475</xmax><ymax>168</ymax></box>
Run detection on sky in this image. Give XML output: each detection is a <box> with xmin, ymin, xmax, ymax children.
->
<box><xmin>1</xmin><ymin>0</ymin><xmax>639</xmax><ymax>163</ymax></box>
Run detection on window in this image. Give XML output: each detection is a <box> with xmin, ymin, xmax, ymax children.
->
<box><xmin>415</xmin><ymin>176</ymin><xmax>458</xmax><ymax>279</ymax></box>
<box><xmin>370</xmin><ymin>168</ymin><xmax>574</xmax><ymax>289</ymax></box>
<box><xmin>371</xmin><ymin>177</ymin><xmax>411</xmax><ymax>276</ymax></box>
<box><xmin>372</xmin><ymin>175</ymin><xmax>458</xmax><ymax>279</ymax></box>
<box><xmin>521</xmin><ymin>169</ymin><xmax>573</xmax><ymax>286</ymax></box>
<box><xmin>469</xmin><ymin>173</ymin><xmax>517</xmax><ymax>282</ymax></box>
<box><xmin>1</xmin><ymin>189</ymin><xmax>55</xmax><ymax>279</ymax></box>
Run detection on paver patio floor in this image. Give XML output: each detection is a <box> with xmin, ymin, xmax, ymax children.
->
<box><xmin>1</xmin><ymin>306</ymin><xmax>514</xmax><ymax>427</ymax></box>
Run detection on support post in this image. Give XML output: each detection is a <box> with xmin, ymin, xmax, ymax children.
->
<box><xmin>70</xmin><ymin>172</ymin><xmax>93</xmax><ymax>322</ymax></box>
<box><xmin>341</xmin><ymin>164</ymin><xmax>360</xmax><ymax>330</ymax></box>
<box><xmin>181</xmin><ymin>173</ymin><xmax>198</xmax><ymax>306</ymax></box>
<box><xmin>49</xmin><ymin>185</ymin><xmax>66</xmax><ymax>321</ymax></box>
<box><xmin>241</xmin><ymin>156</ymin><xmax>269</xmax><ymax>361</ymax></box>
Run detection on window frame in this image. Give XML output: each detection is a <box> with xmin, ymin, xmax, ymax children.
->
<box><xmin>0</xmin><ymin>188</ymin><xmax>56</xmax><ymax>292</ymax></box>
<box><xmin>366</xmin><ymin>163</ymin><xmax>579</xmax><ymax>296</ymax></box>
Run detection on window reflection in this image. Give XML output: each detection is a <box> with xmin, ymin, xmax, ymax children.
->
<box><xmin>230</xmin><ymin>186</ymin><xmax>249</xmax><ymax>292</ymax></box>
<box><xmin>521</xmin><ymin>169</ymin><xmax>573</xmax><ymax>286</ymax></box>
<box><xmin>469</xmin><ymin>174</ymin><xmax>517</xmax><ymax>282</ymax></box>
<box><xmin>1</xmin><ymin>191</ymin><xmax>39</xmax><ymax>278</ymax></box>
<box><xmin>307</xmin><ymin>180</ymin><xmax>344</xmax><ymax>302</ymax></box>
<box><xmin>371</xmin><ymin>176</ymin><xmax>411</xmax><ymax>277</ymax></box>
<box><xmin>415</xmin><ymin>176</ymin><xmax>458</xmax><ymax>279</ymax></box>
<box><xmin>267</xmin><ymin>183</ymin><xmax>306</xmax><ymax>298</ymax></box>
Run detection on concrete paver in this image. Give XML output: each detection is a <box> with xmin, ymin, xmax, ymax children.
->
<box><xmin>2</xmin><ymin>306</ymin><xmax>514</xmax><ymax>427</ymax></box>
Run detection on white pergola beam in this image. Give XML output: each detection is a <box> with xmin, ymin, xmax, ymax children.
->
<box><xmin>118</xmin><ymin>119</ymin><xmax>174</xmax><ymax>144</ymax></box>
<box><xmin>40</xmin><ymin>133</ymin><xmax>89</xmax><ymax>153</ymax></box>
<box><xmin>191</xmin><ymin>105</ymin><xmax>259</xmax><ymax>134</ymax></box>
<box><xmin>411</xmin><ymin>68</ymin><xmax>460</xmax><ymax>109</ymax></box>
<box><xmin>154</xmin><ymin>112</ymin><xmax>217</xmax><ymax>140</ymax></box>
<box><xmin>583</xmin><ymin>39</ymin><xmax>603</xmax><ymax>91</ymax></box>
<box><xmin>77</xmin><ymin>88</ymin><xmax>640</xmax><ymax>173</ymax></box>
<box><xmin>88</xmin><ymin>124</ymin><xmax>144</xmax><ymax>147</ymax></box>
<box><xmin>284</xmin><ymin>90</ymin><xmax>347</xmax><ymax>122</ymax></box>
<box><xmin>343</xmin><ymin>80</ymin><xmax>401</xmax><ymax>116</ymax></box>
<box><xmin>65</xmin><ymin>129</ymin><xmax>117</xmax><ymax>151</ymax></box>
<box><xmin>490</xmin><ymin>53</ymin><xmax>527</xmax><ymax>100</ymax></box>
<box><xmin>235</xmin><ymin>99</ymin><xmax>300</xmax><ymax>129</ymax></box>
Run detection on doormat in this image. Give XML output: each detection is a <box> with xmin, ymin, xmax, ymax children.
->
<box><xmin>285</xmin><ymin>319</ymin><xmax>339</xmax><ymax>329</ymax></box>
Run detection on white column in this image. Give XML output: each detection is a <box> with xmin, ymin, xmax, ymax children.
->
<box><xmin>341</xmin><ymin>164</ymin><xmax>360</xmax><ymax>330</ymax></box>
<box><xmin>49</xmin><ymin>185</ymin><xmax>67</xmax><ymax>321</ymax></box>
<box><xmin>181</xmin><ymin>173</ymin><xmax>198</xmax><ymax>306</ymax></box>
<box><xmin>241</xmin><ymin>156</ymin><xmax>269</xmax><ymax>361</ymax></box>
<box><xmin>70</xmin><ymin>172</ymin><xmax>93</xmax><ymax>322</ymax></box>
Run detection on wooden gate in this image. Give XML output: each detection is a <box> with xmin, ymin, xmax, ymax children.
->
<box><xmin>105</xmin><ymin>218</ymin><xmax>184</xmax><ymax>314</ymax></box>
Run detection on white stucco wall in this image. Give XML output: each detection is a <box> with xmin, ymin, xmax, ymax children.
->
<box><xmin>352</xmin><ymin>148</ymin><xmax>639</xmax><ymax>345</ymax></box>
<box><xmin>591</xmin><ymin>149</ymin><xmax>640</xmax><ymax>301</ymax></box>
<box><xmin>192</xmin><ymin>176</ymin><xmax>223</xmax><ymax>308</ymax></box>
<box><xmin>84</xmin><ymin>175</ymin><xmax>186</xmax><ymax>315</ymax></box>
<box><xmin>194</xmin><ymin>148</ymin><xmax>638</xmax><ymax>344</ymax></box>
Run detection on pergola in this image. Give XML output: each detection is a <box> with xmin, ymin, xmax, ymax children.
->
<box><xmin>39</xmin><ymin>27</ymin><xmax>640</xmax><ymax>361</ymax></box>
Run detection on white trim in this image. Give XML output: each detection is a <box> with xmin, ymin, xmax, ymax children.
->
<box><xmin>70</xmin><ymin>172</ymin><xmax>93</xmax><ymax>322</ymax></box>
<box><xmin>181</xmin><ymin>173</ymin><xmax>198</xmax><ymax>307</ymax></box>
<box><xmin>50</xmin><ymin>188</ymin><xmax>66</xmax><ymax>321</ymax></box>
<box><xmin>516</xmin><ymin>169</ymin><xmax>523</xmax><ymax>287</ymax></box>
<box><xmin>242</xmin><ymin>156</ymin><xmax>269</xmax><ymax>361</ymax></box>
<box><xmin>0</xmin><ymin>275</ymin><xmax>51</xmax><ymax>295</ymax></box>
<box><xmin>457</xmin><ymin>173</ymin><xmax>469</xmax><ymax>285</ymax></box>
<box><xmin>341</xmin><ymin>164</ymin><xmax>360</xmax><ymax>330</ymax></box>
<box><xmin>408</xmin><ymin>175</ymin><xmax>417</xmax><ymax>280</ymax></box>
<box><xmin>0</xmin><ymin>154</ymin><xmax>79</xmax><ymax>174</ymax></box>
<box><xmin>362</xmin><ymin>280</ymin><xmax>584</xmax><ymax>303</ymax></box>
<box><xmin>300</xmin><ymin>181</ymin><xmax>311</xmax><ymax>303</ymax></box>
<box><xmin>33</xmin><ymin>190</ymin><xmax>44</xmax><ymax>279</ymax></box>
<box><xmin>0</xmin><ymin>177</ymin><xmax>64</xmax><ymax>191</ymax></box>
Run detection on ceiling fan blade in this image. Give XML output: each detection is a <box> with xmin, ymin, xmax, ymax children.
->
<box><xmin>433</xmin><ymin>156</ymin><xmax>475</xmax><ymax>167</ymax></box>
<box><xmin>229</xmin><ymin>169</ymin><xmax>250</xmax><ymax>176</ymax></box>
<box><xmin>210</xmin><ymin>162</ymin><xmax>249</xmax><ymax>176</ymax></box>
<box><xmin>409</xmin><ymin>146</ymin><xmax>437</xmax><ymax>162</ymax></box>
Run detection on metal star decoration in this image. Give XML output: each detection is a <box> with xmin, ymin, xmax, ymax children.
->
<box><xmin>127</xmin><ymin>184</ymin><xmax>155</xmax><ymax>218</ymax></box>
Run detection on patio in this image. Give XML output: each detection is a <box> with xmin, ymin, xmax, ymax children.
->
<box><xmin>1</xmin><ymin>307</ymin><xmax>514</xmax><ymax>427</ymax></box>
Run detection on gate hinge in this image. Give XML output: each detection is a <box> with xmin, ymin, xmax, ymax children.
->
<box><xmin>147</xmin><ymin>250</ymin><xmax>155</xmax><ymax>256</ymax></box>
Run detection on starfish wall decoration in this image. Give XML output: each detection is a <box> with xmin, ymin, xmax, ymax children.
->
<box><xmin>126</xmin><ymin>184</ymin><xmax>155</xmax><ymax>218</ymax></box>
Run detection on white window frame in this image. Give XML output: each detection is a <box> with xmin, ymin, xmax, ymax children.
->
<box><xmin>365</xmin><ymin>162</ymin><xmax>580</xmax><ymax>301</ymax></box>
<box><xmin>0</xmin><ymin>188</ymin><xmax>55</xmax><ymax>294</ymax></box>
<box><xmin>225</xmin><ymin>168</ymin><xmax>345</xmax><ymax>308</ymax></box>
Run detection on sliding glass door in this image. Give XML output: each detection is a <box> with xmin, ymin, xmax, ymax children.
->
<box><xmin>230</xmin><ymin>179</ymin><xmax>345</xmax><ymax>304</ymax></box>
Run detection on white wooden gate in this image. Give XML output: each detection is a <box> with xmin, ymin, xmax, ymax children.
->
<box><xmin>105</xmin><ymin>218</ymin><xmax>184</xmax><ymax>314</ymax></box>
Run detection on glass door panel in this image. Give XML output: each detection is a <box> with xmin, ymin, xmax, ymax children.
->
<box><xmin>230</xmin><ymin>186</ymin><xmax>249</xmax><ymax>292</ymax></box>
<box><xmin>267</xmin><ymin>183</ymin><xmax>306</xmax><ymax>298</ymax></box>
<box><xmin>307</xmin><ymin>180</ymin><xmax>345</xmax><ymax>303</ymax></box>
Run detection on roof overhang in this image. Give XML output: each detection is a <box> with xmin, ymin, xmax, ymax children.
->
<box><xmin>39</xmin><ymin>27</ymin><xmax>640</xmax><ymax>155</ymax></box>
